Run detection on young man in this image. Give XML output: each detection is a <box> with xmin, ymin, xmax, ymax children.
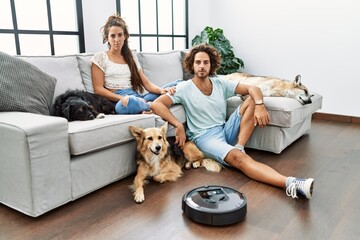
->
<box><xmin>150</xmin><ymin>44</ymin><xmax>314</xmax><ymax>199</ymax></box>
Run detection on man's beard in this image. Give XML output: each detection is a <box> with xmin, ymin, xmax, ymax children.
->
<box><xmin>195</xmin><ymin>70</ymin><xmax>209</xmax><ymax>79</ymax></box>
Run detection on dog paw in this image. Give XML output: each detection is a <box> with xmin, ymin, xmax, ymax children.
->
<box><xmin>201</xmin><ymin>158</ymin><xmax>222</xmax><ymax>172</ymax></box>
<box><xmin>134</xmin><ymin>190</ymin><xmax>145</xmax><ymax>203</ymax></box>
<box><xmin>96</xmin><ymin>113</ymin><xmax>105</xmax><ymax>119</ymax></box>
<box><xmin>153</xmin><ymin>175</ymin><xmax>166</xmax><ymax>183</ymax></box>
<box><xmin>185</xmin><ymin>161</ymin><xmax>192</xmax><ymax>169</ymax></box>
<box><xmin>192</xmin><ymin>161</ymin><xmax>201</xmax><ymax>169</ymax></box>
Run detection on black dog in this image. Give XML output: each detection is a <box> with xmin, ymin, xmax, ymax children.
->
<box><xmin>52</xmin><ymin>90</ymin><xmax>115</xmax><ymax>121</ymax></box>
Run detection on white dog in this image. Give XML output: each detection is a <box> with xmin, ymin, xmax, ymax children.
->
<box><xmin>222</xmin><ymin>73</ymin><xmax>312</xmax><ymax>105</ymax></box>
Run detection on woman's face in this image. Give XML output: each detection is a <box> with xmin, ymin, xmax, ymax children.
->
<box><xmin>107</xmin><ymin>26</ymin><xmax>126</xmax><ymax>52</ymax></box>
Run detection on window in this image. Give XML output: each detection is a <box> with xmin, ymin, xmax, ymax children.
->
<box><xmin>117</xmin><ymin>0</ymin><xmax>189</xmax><ymax>52</ymax></box>
<box><xmin>0</xmin><ymin>0</ymin><xmax>85</xmax><ymax>56</ymax></box>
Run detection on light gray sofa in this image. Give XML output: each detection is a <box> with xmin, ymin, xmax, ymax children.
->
<box><xmin>0</xmin><ymin>50</ymin><xmax>322</xmax><ymax>217</ymax></box>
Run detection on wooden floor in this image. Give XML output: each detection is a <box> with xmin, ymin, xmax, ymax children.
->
<box><xmin>1</xmin><ymin>119</ymin><xmax>360</xmax><ymax>240</ymax></box>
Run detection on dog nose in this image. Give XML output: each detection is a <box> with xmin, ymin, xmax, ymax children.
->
<box><xmin>155</xmin><ymin>145</ymin><xmax>161</xmax><ymax>151</ymax></box>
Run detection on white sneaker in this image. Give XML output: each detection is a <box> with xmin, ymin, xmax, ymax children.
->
<box><xmin>286</xmin><ymin>178</ymin><xmax>314</xmax><ymax>199</ymax></box>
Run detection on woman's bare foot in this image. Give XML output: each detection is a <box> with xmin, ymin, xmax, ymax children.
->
<box><xmin>141</xmin><ymin>110</ymin><xmax>153</xmax><ymax>114</ymax></box>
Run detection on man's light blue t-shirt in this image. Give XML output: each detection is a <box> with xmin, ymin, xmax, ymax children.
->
<box><xmin>169</xmin><ymin>77</ymin><xmax>238</xmax><ymax>140</ymax></box>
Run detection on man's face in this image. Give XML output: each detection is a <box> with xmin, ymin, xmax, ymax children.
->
<box><xmin>193</xmin><ymin>52</ymin><xmax>211</xmax><ymax>79</ymax></box>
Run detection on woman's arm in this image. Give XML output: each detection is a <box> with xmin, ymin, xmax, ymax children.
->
<box><xmin>91</xmin><ymin>63</ymin><xmax>123</xmax><ymax>102</ymax></box>
<box><xmin>138</xmin><ymin>69</ymin><xmax>162</xmax><ymax>94</ymax></box>
<box><xmin>139</xmin><ymin>69</ymin><xmax>175</xmax><ymax>95</ymax></box>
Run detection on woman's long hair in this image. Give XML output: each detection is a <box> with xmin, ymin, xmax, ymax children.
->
<box><xmin>101</xmin><ymin>14</ymin><xmax>143</xmax><ymax>93</ymax></box>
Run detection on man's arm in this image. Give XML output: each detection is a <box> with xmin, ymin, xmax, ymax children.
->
<box><xmin>150</xmin><ymin>95</ymin><xmax>187</xmax><ymax>147</ymax></box>
<box><xmin>235</xmin><ymin>84</ymin><xmax>270</xmax><ymax>127</ymax></box>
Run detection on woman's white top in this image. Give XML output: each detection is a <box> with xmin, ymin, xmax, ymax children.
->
<box><xmin>90</xmin><ymin>51</ymin><xmax>141</xmax><ymax>90</ymax></box>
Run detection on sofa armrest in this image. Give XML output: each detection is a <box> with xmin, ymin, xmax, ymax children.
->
<box><xmin>0</xmin><ymin>112</ymin><xmax>72</xmax><ymax>217</ymax></box>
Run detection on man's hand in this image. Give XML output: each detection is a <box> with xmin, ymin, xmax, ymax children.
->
<box><xmin>174</xmin><ymin>124</ymin><xmax>186</xmax><ymax>149</ymax></box>
<box><xmin>254</xmin><ymin>105</ymin><xmax>270</xmax><ymax>128</ymax></box>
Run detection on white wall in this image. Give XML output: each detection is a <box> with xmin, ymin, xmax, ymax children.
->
<box><xmin>83</xmin><ymin>0</ymin><xmax>360</xmax><ymax>117</ymax></box>
<box><xmin>188</xmin><ymin>0</ymin><xmax>360</xmax><ymax>117</ymax></box>
<box><xmin>82</xmin><ymin>0</ymin><xmax>116</xmax><ymax>53</ymax></box>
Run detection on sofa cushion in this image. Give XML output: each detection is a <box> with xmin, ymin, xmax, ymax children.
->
<box><xmin>246</xmin><ymin>116</ymin><xmax>313</xmax><ymax>154</ymax></box>
<box><xmin>226</xmin><ymin>93</ymin><xmax>323</xmax><ymax>127</ymax></box>
<box><xmin>138</xmin><ymin>50</ymin><xmax>184</xmax><ymax>87</ymax></box>
<box><xmin>18</xmin><ymin>55</ymin><xmax>85</xmax><ymax>101</ymax></box>
<box><xmin>76</xmin><ymin>53</ymin><xmax>95</xmax><ymax>93</ymax></box>
<box><xmin>0</xmin><ymin>51</ymin><xmax>57</xmax><ymax>115</ymax></box>
<box><xmin>180</xmin><ymin>50</ymin><xmax>194</xmax><ymax>80</ymax></box>
<box><xmin>68</xmin><ymin>114</ymin><xmax>155</xmax><ymax>155</ymax></box>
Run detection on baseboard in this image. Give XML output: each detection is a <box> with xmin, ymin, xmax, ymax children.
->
<box><xmin>312</xmin><ymin>112</ymin><xmax>360</xmax><ymax>124</ymax></box>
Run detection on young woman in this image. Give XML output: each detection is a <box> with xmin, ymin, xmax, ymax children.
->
<box><xmin>91</xmin><ymin>14</ymin><xmax>179</xmax><ymax>114</ymax></box>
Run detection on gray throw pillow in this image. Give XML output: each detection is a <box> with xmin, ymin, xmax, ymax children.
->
<box><xmin>181</xmin><ymin>50</ymin><xmax>194</xmax><ymax>80</ymax></box>
<box><xmin>76</xmin><ymin>53</ymin><xmax>95</xmax><ymax>93</ymax></box>
<box><xmin>138</xmin><ymin>50</ymin><xmax>183</xmax><ymax>87</ymax></box>
<box><xmin>0</xmin><ymin>51</ymin><xmax>57</xmax><ymax>115</ymax></box>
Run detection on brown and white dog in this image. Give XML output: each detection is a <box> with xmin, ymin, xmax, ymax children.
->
<box><xmin>129</xmin><ymin>122</ymin><xmax>221</xmax><ymax>203</ymax></box>
<box><xmin>222</xmin><ymin>73</ymin><xmax>312</xmax><ymax>105</ymax></box>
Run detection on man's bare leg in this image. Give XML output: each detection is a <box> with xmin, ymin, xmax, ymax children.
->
<box><xmin>225</xmin><ymin>150</ymin><xmax>287</xmax><ymax>188</ymax></box>
<box><xmin>237</xmin><ymin>97</ymin><xmax>256</xmax><ymax>147</ymax></box>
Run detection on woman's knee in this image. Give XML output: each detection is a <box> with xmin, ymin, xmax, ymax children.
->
<box><xmin>115</xmin><ymin>94</ymin><xmax>152</xmax><ymax>114</ymax></box>
<box><xmin>115</xmin><ymin>95</ymin><xmax>134</xmax><ymax>114</ymax></box>
<box><xmin>122</xmin><ymin>95</ymin><xmax>129</xmax><ymax>107</ymax></box>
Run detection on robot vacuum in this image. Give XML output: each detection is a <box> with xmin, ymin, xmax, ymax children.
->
<box><xmin>182</xmin><ymin>185</ymin><xmax>247</xmax><ymax>226</ymax></box>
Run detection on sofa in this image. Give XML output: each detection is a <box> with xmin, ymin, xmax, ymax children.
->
<box><xmin>0</xmin><ymin>50</ymin><xmax>322</xmax><ymax>217</ymax></box>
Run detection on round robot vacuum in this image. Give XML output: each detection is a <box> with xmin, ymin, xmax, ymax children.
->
<box><xmin>182</xmin><ymin>185</ymin><xmax>247</xmax><ymax>226</ymax></box>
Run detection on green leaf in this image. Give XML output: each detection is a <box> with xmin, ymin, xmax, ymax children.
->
<box><xmin>191</xmin><ymin>26</ymin><xmax>245</xmax><ymax>74</ymax></box>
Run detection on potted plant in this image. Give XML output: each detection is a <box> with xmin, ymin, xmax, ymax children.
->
<box><xmin>192</xmin><ymin>26</ymin><xmax>244</xmax><ymax>75</ymax></box>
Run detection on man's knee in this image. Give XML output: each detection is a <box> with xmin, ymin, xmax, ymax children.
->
<box><xmin>225</xmin><ymin>148</ymin><xmax>247</xmax><ymax>168</ymax></box>
<box><xmin>240</xmin><ymin>97</ymin><xmax>255</xmax><ymax>116</ymax></box>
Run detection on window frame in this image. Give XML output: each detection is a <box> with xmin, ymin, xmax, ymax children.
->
<box><xmin>116</xmin><ymin>0</ymin><xmax>189</xmax><ymax>51</ymax></box>
<box><xmin>0</xmin><ymin>0</ymin><xmax>85</xmax><ymax>55</ymax></box>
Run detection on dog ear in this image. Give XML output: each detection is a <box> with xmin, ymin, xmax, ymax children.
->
<box><xmin>294</xmin><ymin>75</ymin><xmax>302</xmax><ymax>86</ymax></box>
<box><xmin>129</xmin><ymin>126</ymin><xmax>143</xmax><ymax>140</ymax></box>
<box><xmin>161</xmin><ymin>122</ymin><xmax>168</xmax><ymax>134</ymax></box>
<box><xmin>62</xmin><ymin>106</ymin><xmax>71</xmax><ymax>120</ymax></box>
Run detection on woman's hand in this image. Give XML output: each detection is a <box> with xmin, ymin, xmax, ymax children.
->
<box><xmin>160</xmin><ymin>86</ymin><xmax>176</xmax><ymax>95</ymax></box>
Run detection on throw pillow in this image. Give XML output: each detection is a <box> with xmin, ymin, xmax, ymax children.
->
<box><xmin>138</xmin><ymin>50</ymin><xmax>183</xmax><ymax>87</ymax></box>
<box><xmin>0</xmin><ymin>51</ymin><xmax>57</xmax><ymax>115</ymax></box>
<box><xmin>19</xmin><ymin>55</ymin><xmax>85</xmax><ymax>100</ymax></box>
<box><xmin>181</xmin><ymin>50</ymin><xmax>194</xmax><ymax>80</ymax></box>
<box><xmin>76</xmin><ymin>53</ymin><xmax>95</xmax><ymax>93</ymax></box>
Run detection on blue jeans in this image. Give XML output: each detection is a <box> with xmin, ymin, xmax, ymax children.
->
<box><xmin>114</xmin><ymin>80</ymin><xmax>182</xmax><ymax>114</ymax></box>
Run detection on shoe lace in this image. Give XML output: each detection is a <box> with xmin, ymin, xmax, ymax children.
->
<box><xmin>286</xmin><ymin>182</ymin><xmax>299</xmax><ymax>198</ymax></box>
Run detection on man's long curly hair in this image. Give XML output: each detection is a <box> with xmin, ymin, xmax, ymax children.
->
<box><xmin>101</xmin><ymin>13</ymin><xmax>143</xmax><ymax>93</ymax></box>
<box><xmin>183</xmin><ymin>44</ymin><xmax>222</xmax><ymax>76</ymax></box>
